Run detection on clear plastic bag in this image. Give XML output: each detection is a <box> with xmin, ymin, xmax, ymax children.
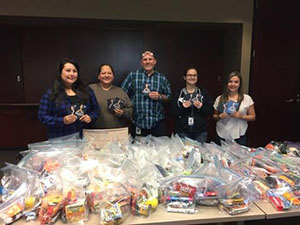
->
<box><xmin>38</xmin><ymin>172</ymin><xmax>63</xmax><ymax>225</ymax></box>
<box><xmin>218</xmin><ymin>177</ymin><xmax>254</xmax><ymax>215</ymax></box>
<box><xmin>131</xmin><ymin>184</ymin><xmax>159</xmax><ymax>217</ymax></box>
<box><xmin>98</xmin><ymin>182</ymin><xmax>131</xmax><ymax>224</ymax></box>
<box><xmin>0</xmin><ymin>164</ymin><xmax>40</xmax><ymax>224</ymax></box>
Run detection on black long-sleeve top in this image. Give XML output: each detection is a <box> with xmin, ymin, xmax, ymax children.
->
<box><xmin>171</xmin><ymin>86</ymin><xmax>213</xmax><ymax>134</ymax></box>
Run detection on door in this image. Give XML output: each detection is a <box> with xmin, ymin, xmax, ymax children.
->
<box><xmin>249</xmin><ymin>0</ymin><xmax>300</xmax><ymax>146</ymax></box>
<box><xmin>0</xmin><ymin>26</ymin><xmax>24</xmax><ymax>103</ymax></box>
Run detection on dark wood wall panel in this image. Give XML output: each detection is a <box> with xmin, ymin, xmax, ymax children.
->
<box><xmin>22</xmin><ymin>28</ymin><xmax>60</xmax><ymax>103</ymax></box>
<box><xmin>58</xmin><ymin>29</ymin><xmax>143</xmax><ymax>86</ymax></box>
<box><xmin>0</xmin><ymin>27</ymin><xmax>24</xmax><ymax>103</ymax></box>
<box><xmin>144</xmin><ymin>30</ymin><xmax>224</xmax><ymax>98</ymax></box>
<box><xmin>249</xmin><ymin>0</ymin><xmax>300</xmax><ymax>146</ymax></box>
<box><xmin>0</xmin><ymin>106</ymin><xmax>46</xmax><ymax>148</ymax></box>
<box><xmin>22</xmin><ymin>28</ymin><xmax>144</xmax><ymax>103</ymax></box>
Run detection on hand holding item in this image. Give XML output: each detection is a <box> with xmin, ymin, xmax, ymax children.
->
<box><xmin>193</xmin><ymin>100</ymin><xmax>203</xmax><ymax>109</ymax></box>
<box><xmin>79</xmin><ymin>114</ymin><xmax>92</xmax><ymax>123</ymax></box>
<box><xmin>114</xmin><ymin>108</ymin><xmax>124</xmax><ymax>117</ymax></box>
<box><xmin>63</xmin><ymin>114</ymin><xmax>78</xmax><ymax>125</ymax></box>
<box><xmin>149</xmin><ymin>91</ymin><xmax>160</xmax><ymax>100</ymax></box>
<box><xmin>182</xmin><ymin>100</ymin><xmax>192</xmax><ymax>108</ymax></box>
<box><xmin>231</xmin><ymin>111</ymin><xmax>243</xmax><ymax>119</ymax></box>
<box><xmin>219</xmin><ymin>112</ymin><xmax>230</xmax><ymax>120</ymax></box>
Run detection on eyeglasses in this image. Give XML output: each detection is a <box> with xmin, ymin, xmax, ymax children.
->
<box><xmin>186</xmin><ymin>74</ymin><xmax>197</xmax><ymax>78</ymax></box>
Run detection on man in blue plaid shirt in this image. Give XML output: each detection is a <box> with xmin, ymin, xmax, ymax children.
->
<box><xmin>121</xmin><ymin>51</ymin><xmax>172</xmax><ymax>137</ymax></box>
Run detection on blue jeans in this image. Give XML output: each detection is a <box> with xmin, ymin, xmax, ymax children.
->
<box><xmin>178</xmin><ymin>131</ymin><xmax>208</xmax><ymax>143</ymax></box>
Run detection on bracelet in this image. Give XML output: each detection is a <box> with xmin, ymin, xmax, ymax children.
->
<box><xmin>159</xmin><ymin>94</ymin><xmax>163</xmax><ymax>100</ymax></box>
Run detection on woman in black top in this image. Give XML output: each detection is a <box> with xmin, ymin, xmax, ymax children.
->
<box><xmin>171</xmin><ymin>67</ymin><xmax>213</xmax><ymax>143</ymax></box>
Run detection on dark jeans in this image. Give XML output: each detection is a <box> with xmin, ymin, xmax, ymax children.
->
<box><xmin>216</xmin><ymin>134</ymin><xmax>248</xmax><ymax>146</ymax></box>
<box><xmin>131</xmin><ymin>120</ymin><xmax>166</xmax><ymax>138</ymax></box>
<box><xmin>178</xmin><ymin>131</ymin><xmax>208</xmax><ymax>143</ymax></box>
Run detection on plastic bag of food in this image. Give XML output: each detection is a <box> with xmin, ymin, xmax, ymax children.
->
<box><xmin>99</xmin><ymin>182</ymin><xmax>131</xmax><ymax>224</ymax></box>
<box><xmin>217</xmin><ymin>177</ymin><xmax>255</xmax><ymax>215</ymax></box>
<box><xmin>131</xmin><ymin>184</ymin><xmax>159</xmax><ymax>217</ymax></box>
<box><xmin>38</xmin><ymin>172</ymin><xmax>63</xmax><ymax>225</ymax></box>
<box><xmin>0</xmin><ymin>193</ymin><xmax>24</xmax><ymax>224</ymax></box>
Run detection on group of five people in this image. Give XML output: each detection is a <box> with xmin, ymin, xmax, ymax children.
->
<box><xmin>38</xmin><ymin>50</ymin><xmax>256</xmax><ymax>146</ymax></box>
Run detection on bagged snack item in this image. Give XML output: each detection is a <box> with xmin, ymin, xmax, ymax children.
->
<box><xmin>218</xmin><ymin>177</ymin><xmax>254</xmax><ymax>215</ymax></box>
<box><xmin>131</xmin><ymin>185</ymin><xmax>158</xmax><ymax>217</ymax></box>
<box><xmin>38</xmin><ymin>171</ymin><xmax>63</xmax><ymax>225</ymax></box>
<box><xmin>86</xmin><ymin>183</ymin><xmax>103</xmax><ymax>214</ymax></box>
<box><xmin>100</xmin><ymin>195</ymin><xmax>131</xmax><ymax>225</ymax></box>
<box><xmin>39</xmin><ymin>192</ymin><xmax>63</xmax><ymax>225</ymax></box>
<box><xmin>99</xmin><ymin>182</ymin><xmax>131</xmax><ymax>224</ymax></box>
<box><xmin>219</xmin><ymin>192</ymin><xmax>249</xmax><ymax>215</ymax></box>
<box><xmin>62</xmin><ymin>189</ymin><xmax>88</xmax><ymax>224</ymax></box>
<box><xmin>0</xmin><ymin>164</ymin><xmax>33</xmax><ymax>224</ymax></box>
<box><xmin>267</xmin><ymin>188</ymin><xmax>292</xmax><ymax>211</ymax></box>
<box><xmin>194</xmin><ymin>178</ymin><xmax>219</xmax><ymax>206</ymax></box>
<box><xmin>18</xmin><ymin>149</ymin><xmax>64</xmax><ymax>175</ymax></box>
<box><xmin>0</xmin><ymin>195</ymin><xmax>24</xmax><ymax>225</ymax></box>
<box><xmin>22</xmin><ymin>171</ymin><xmax>44</xmax><ymax>222</ymax></box>
<box><xmin>160</xmin><ymin>177</ymin><xmax>197</xmax><ymax>214</ymax></box>
<box><xmin>58</xmin><ymin>166</ymin><xmax>89</xmax><ymax>224</ymax></box>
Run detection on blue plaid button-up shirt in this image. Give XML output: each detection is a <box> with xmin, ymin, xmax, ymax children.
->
<box><xmin>38</xmin><ymin>88</ymin><xmax>100</xmax><ymax>138</ymax></box>
<box><xmin>121</xmin><ymin>69</ymin><xmax>171</xmax><ymax>129</ymax></box>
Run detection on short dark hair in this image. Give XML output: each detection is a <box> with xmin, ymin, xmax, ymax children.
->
<box><xmin>183</xmin><ymin>67</ymin><xmax>198</xmax><ymax>77</ymax></box>
<box><xmin>98</xmin><ymin>64</ymin><xmax>115</xmax><ymax>75</ymax></box>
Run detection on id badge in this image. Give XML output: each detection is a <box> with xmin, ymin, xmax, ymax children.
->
<box><xmin>136</xmin><ymin>127</ymin><xmax>141</xmax><ymax>135</ymax></box>
<box><xmin>188</xmin><ymin>117</ymin><xmax>194</xmax><ymax>126</ymax></box>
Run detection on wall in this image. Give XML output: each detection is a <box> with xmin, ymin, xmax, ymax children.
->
<box><xmin>0</xmin><ymin>0</ymin><xmax>254</xmax><ymax>93</ymax></box>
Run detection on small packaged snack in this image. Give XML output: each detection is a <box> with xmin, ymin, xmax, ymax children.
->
<box><xmin>0</xmin><ymin>186</ymin><xmax>4</xmax><ymax>203</ymax></box>
<box><xmin>217</xmin><ymin>177</ymin><xmax>254</xmax><ymax>215</ymax></box>
<box><xmin>22</xmin><ymin>172</ymin><xmax>44</xmax><ymax>222</ymax></box>
<box><xmin>97</xmin><ymin>181</ymin><xmax>131</xmax><ymax>224</ymax></box>
<box><xmin>267</xmin><ymin>190</ymin><xmax>292</xmax><ymax>211</ymax></box>
<box><xmin>160</xmin><ymin>176</ymin><xmax>201</xmax><ymax>214</ymax></box>
<box><xmin>219</xmin><ymin>192</ymin><xmax>249</xmax><ymax>215</ymax></box>
<box><xmin>86</xmin><ymin>183</ymin><xmax>103</xmax><ymax>214</ymax></box>
<box><xmin>59</xmin><ymin>168</ymin><xmax>89</xmax><ymax>224</ymax></box>
<box><xmin>0</xmin><ymin>197</ymin><xmax>24</xmax><ymax>225</ymax></box>
<box><xmin>99</xmin><ymin>195</ymin><xmax>131</xmax><ymax>225</ymax></box>
<box><xmin>194</xmin><ymin>179</ymin><xmax>219</xmax><ymax>206</ymax></box>
<box><xmin>131</xmin><ymin>186</ymin><xmax>158</xmax><ymax>217</ymax></box>
<box><xmin>165</xmin><ymin>196</ymin><xmax>196</xmax><ymax>214</ymax></box>
<box><xmin>0</xmin><ymin>164</ymin><xmax>36</xmax><ymax>224</ymax></box>
<box><xmin>60</xmin><ymin>187</ymin><xmax>88</xmax><ymax>224</ymax></box>
<box><xmin>282</xmin><ymin>191</ymin><xmax>300</xmax><ymax>207</ymax></box>
<box><xmin>38</xmin><ymin>192</ymin><xmax>63</xmax><ymax>225</ymax></box>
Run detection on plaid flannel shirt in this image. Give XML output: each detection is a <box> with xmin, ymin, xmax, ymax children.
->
<box><xmin>121</xmin><ymin>69</ymin><xmax>171</xmax><ymax>129</ymax></box>
<box><xmin>38</xmin><ymin>88</ymin><xmax>99</xmax><ymax>138</ymax></box>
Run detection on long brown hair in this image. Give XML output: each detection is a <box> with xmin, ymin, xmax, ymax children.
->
<box><xmin>50</xmin><ymin>58</ymin><xmax>90</xmax><ymax>105</ymax></box>
<box><xmin>220</xmin><ymin>71</ymin><xmax>244</xmax><ymax>109</ymax></box>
